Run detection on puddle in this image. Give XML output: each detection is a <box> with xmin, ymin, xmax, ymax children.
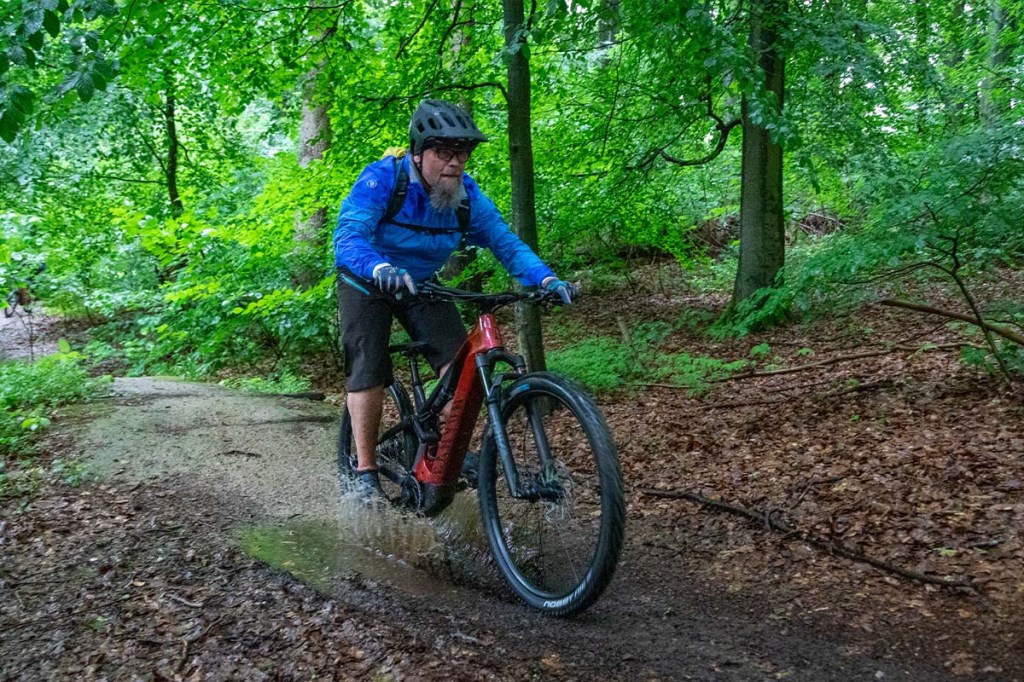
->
<box><xmin>240</xmin><ymin>490</ymin><xmax>501</xmax><ymax>603</ymax></box>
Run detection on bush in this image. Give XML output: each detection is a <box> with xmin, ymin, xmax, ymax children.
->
<box><xmin>0</xmin><ymin>351</ymin><xmax>111</xmax><ymax>457</ymax></box>
<box><xmin>547</xmin><ymin>334</ymin><xmax>747</xmax><ymax>395</ymax></box>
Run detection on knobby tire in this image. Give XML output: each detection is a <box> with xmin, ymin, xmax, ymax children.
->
<box><xmin>337</xmin><ymin>381</ymin><xmax>417</xmax><ymax>503</ymax></box>
<box><xmin>477</xmin><ymin>372</ymin><xmax>625</xmax><ymax>617</ymax></box>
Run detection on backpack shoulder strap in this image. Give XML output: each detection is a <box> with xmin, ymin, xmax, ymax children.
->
<box><xmin>456</xmin><ymin>196</ymin><xmax>470</xmax><ymax>233</ymax></box>
<box><xmin>380</xmin><ymin>156</ymin><xmax>409</xmax><ymax>225</ymax></box>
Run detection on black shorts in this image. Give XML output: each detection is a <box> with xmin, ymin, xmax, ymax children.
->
<box><xmin>337</xmin><ymin>271</ymin><xmax>467</xmax><ymax>392</ymax></box>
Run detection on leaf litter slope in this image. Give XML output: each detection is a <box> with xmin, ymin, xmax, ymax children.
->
<box><xmin>582</xmin><ymin>283</ymin><xmax>1023</xmax><ymax>678</ymax></box>
<box><xmin>2</xmin><ymin>285</ymin><xmax>1023</xmax><ymax>679</ymax></box>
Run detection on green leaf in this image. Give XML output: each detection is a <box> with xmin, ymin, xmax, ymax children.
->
<box><xmin>56</xmin><ymin>72</ymin><xmax>79</xmax><ymax>97</ymax></box>
<box><xmin>10</xmin><ymin>86</ymin><xmax>34</xmax><ymax>114</ymax></box>
<box><xmin>76</xmin><ymin>73</ymin><xmax>95</xmax><ymax>102</ymax></box>
<box><xmin>94</xmin><ymin>58</ymin><xmax>116</xmax><ymax>79</ymax></box>
<box><xmin>85</xmin><ymin>33</ymin><xmax>99</xmax><ymax>51</ymax></box>
<box><xmin>8</xmin><ymin>46</ymin><xmax>28</xmax><ymax>66</ymax></box>
<box><xmin>0</xmin><ymin>53</ymin><xmax>8</xmax><ymax>75</ymax></box>
<box><xmin>23</xmin><ymin>10</ymin><xmax>45</xmax><ymax>37</ymax></box>
<box><xmin>0</xmin><ymin>110</ymin><xmax>20</xmax><ymax>144</ymax></box>
<box><xmin>57</xmin><ymin>339</ymin><xmax>72</xmax><ymax>353</ymax></box>
<box><xmin>92</xmin><ymin>71</ymin><xmax>107</xmax><ymax>91</ymax></box>
<box><xmin>27</xmin><ymin>31</ymin><xmax>45</xmax><ymax>51</ymax></box>
<box><xmin>43</xmin><ymin>10</ymin><xmax>61</xmax><ymax>38</ymax></box>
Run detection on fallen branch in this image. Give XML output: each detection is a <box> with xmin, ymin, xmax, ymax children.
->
<box><xmin>641</xmin><ymin>343</ymin><xmax>971</xmax><ymax>393</ymax></box>
<box><xmin>638</xmin><ymin>488</ymin><xmax>977</xmax><ymax>591</ymax></box>
<box><xmin>722</xmin><ymin>342</ymin><xmax>971</xmax><ymax>382</ymax></box>
<box><xmin>877</xmin><ymin>299</ymin><xmax>1024</xmax><ymax>346</ymax></box>
<box><xmin>699</xmin><ymin>379</ymin><xmax>894</xmax><ymax>410</ymax></box>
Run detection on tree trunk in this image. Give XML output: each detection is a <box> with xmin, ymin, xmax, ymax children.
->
<box><xmin>163</xmin><ymin>72</ymin><xmax>183</xmax><ymax>217</ymax></box>
<box><xmin>441</xmin><ymin>0</ymin><xmax>482</xmax><ymax>294</ymax></box>
<box><xmin>503</xmin><ymin>0</ymin><xmax>545</xmax><ymax>371</ymax></box>
<box><xmin>732</xmin><ymin>0</ymin><xmax>786</xmax><ymax>306</ymax></box>
<box><xmin>293</xmin><ymin>67</ymin><xmax>331</xmax><ymax>288</ymax></box>
<box><xmin>980</xmin><ymin>0</ymin><xmax>1007</xmax><ymax>125</ymax></box>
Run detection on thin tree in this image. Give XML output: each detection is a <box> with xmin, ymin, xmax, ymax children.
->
<box><xmin>503</xmin><ymin>0</ymin><xmax>545</xmax><ymax>370</ymax></box>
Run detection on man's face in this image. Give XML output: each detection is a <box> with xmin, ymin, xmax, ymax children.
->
<box><xmin>416</xmin><ymin>146</ymin><xmax>470</xmax><ymax>187</ymax></box>
<box><xmin>415</xmin><ymin>145</ymin><xmax>472</xmax><ymax>211</ymax></box>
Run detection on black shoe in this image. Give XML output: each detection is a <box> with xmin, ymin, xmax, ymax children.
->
<box><xmin>461</xmin><ymin>451</ymin><xmax>479</xmax><ymax>488</ymax></box>
<box><xmin>352</xmin><ymin>469</ymin><xmax>385</xmax><ymax>501</ymax></box>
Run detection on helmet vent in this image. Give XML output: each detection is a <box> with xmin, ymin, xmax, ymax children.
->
<box><xmin>427</xmin><ymin>118</ymin><xmax>440</xmax><ymax>130</ymax></box>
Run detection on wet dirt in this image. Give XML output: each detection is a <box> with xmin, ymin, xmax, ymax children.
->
<box><xmin>4</xmin><ymin>376</ymin><xmax>1010</xmax><ymax>680</ymax></box>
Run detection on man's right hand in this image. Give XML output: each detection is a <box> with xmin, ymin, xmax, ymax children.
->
<box><xmin>372</xmin><ymin>264</ymin><xmax>418</xmax><ymax>296</ymax></box>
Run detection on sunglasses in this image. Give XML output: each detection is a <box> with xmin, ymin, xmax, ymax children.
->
<box><xmin>432</xmin><ymin>147</ymin><xmax>472</xmax><ymax>163</ymax></box>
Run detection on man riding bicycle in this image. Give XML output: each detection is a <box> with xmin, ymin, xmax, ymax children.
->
<box><xmin>334</xmin><ymin>98</ymin><xmax>576</xmax><ymax>498</ymax></box>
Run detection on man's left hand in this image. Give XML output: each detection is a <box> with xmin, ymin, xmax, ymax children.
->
<box><xmin>542</xmin><ymin>278</ymin><xmax>578</xmax><ymax>305</ymax></box>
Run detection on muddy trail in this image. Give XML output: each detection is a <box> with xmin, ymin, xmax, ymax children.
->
<box><xmin>3</xmin><ymin>290</ymin><xmax>1024</xmax><ymax>680</ymax></box>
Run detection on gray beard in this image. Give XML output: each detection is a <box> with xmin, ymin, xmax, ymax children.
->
<box><xmin>429</xmin><ymin>176</ymin><xmax>463</xmax><ymax>212</ymax></box>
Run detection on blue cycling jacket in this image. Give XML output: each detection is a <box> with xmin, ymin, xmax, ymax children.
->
<box><xmin>334</xmin><ymin>155</ymin><xmax>555</xmax><ymax>286</ymax></box>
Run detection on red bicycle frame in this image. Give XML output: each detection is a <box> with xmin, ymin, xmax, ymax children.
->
<box><xmin>414</xmin><ymin>312</ymin><xmax>499</xmax><ymax>485</ymax></box>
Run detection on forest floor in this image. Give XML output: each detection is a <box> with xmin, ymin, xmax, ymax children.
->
<box><xmin>1</xmin><ymin>272</ymin><xmax>1023</xmax><ymax>681</ymax></box>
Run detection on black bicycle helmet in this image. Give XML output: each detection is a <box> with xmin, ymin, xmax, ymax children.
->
<box><xmin>409</xmin><ymin>99</ymin><xmax>488</xmax><ymax>155</ymax></box>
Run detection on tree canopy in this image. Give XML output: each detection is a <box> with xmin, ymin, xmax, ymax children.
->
<box><xmin>2</xmin><ymin>0</ymin><xmax>1021</xmax><ymax>377</ymax></box>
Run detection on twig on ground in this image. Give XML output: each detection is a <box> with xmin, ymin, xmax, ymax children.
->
<box><xmin>788</xmin><ymin>476</ymin><xmax>845</xmax><ymax>510</ymax></box>
<box><xmin>638</xmin><ymin>488</ymin><xmax>978</xmax><ymax>592</ymax></box>
<box><xmin>764</xmin><ymin>377</ymin><xmax>837</xmax><ymax>394</ymax></box>
<box><xmin>167</xmin><ymin>593</ymin><xmax>205</xmax><ymax>608</ymax></box>
<box><xmin>715</xmin><ymin>342</ymin><xmax>971</xmax><ymax>383</ymax></box>
<box><xmin>698</xmin><ymin>379</ymin><xmax>894</xmax><ymax>410</ymax></box>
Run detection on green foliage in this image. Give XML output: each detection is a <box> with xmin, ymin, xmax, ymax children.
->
<box><xmin>547</xmin><ymin>328</ymin><xmax>747</xmax><ymax>395</ymax></box>
<box><xmin>0</xmin><ymin>352</ymin><xmax>110</xmax><ymax>456</ymax></box>
<box><xmin>649</xmin><ymin>353</ymin><xmax>748</xmax><ymax>396</ymax></box>
<box><xmin>2</xmin><ymin>0</ymin><xmax>1022</xmax><ymax>389</ymax></box>
<box><xmin>749</xmin><ymin>343</ymin><xmax>771</xmax><ymax>358</ymax></box>
<box><xmin>547</xmin><ymin>338</ymin><xmax>634</xmax><ymax>393</ymax></box>
<box><xmin>49</xmin><ymin>456</ymin><xmax>94</xmax><ymax>486</ymax></box>
<box><xmin>220</xmin><ymin>369</ymin><xmax>312</xmax><ymax>395</ymax></box>
<box><xmin>960</xmin><ymin>340</ymin><xmax>1024</xmax><ymax>378</ymax></box>
<box><xmin>0</xmin><ymin>351</ymin><xmax>108</xmax><ymax>502</ymax></box>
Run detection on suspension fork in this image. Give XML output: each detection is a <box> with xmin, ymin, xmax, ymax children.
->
<box><xmin>480</xmin><ymin>350</ymin><xmax>554</xmax><ymax>500</ymax></box>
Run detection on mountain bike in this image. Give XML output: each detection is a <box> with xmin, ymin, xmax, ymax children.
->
<box><xmin>3</xmin><ymin>263</ymin><xmax>44</xmax><ymax>318</ymax></box>
<box><xmin>3</xmin><ymin>288</ymin><xmax>26</xmax><ymax>318</ymax></box>
<box><xmin>337</xmin><ymin>282</ymin><xmax>625</xmax><ymax>617</ymax></box>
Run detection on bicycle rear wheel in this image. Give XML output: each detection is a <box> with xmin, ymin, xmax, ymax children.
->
<box><xmin>478</xmin><ymin>372</ymin><xmax>624</xmax><ymax>617</ymax></box>
<box><xmin>338</xmin><ymin>381</ymin><xmax>418</xmax><ymax>503</ymax></box>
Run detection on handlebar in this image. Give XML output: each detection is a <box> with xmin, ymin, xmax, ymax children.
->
<box><xmin>338</xmin><ymin>270</ymin><xmax>572</xmax><ymax>311</ymax></box>
<box><xmin>417</xmin><ymin>281</ymin><xmax>566</xmax><ymax>312</ymax></box>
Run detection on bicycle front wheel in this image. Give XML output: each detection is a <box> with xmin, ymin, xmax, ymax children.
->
<box><xmin>338</xmin><ymin>381</ymin><xmax>417</xmax><ymax>503</ymax></box>
<box><xmin>478</xmin><ymin>372</ymin><xmax>624</xmax><ymax>617</ymax></box>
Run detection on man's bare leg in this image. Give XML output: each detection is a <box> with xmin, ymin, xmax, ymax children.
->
<box><xmin>349</xmin><ymin>362</ymin><xmax>452</xmax><ymax>473</ymax></box>
<box><xmin>348</xmin><ymin>386</ymin><xmax>384</xmax><ymax>471</ymax></box>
